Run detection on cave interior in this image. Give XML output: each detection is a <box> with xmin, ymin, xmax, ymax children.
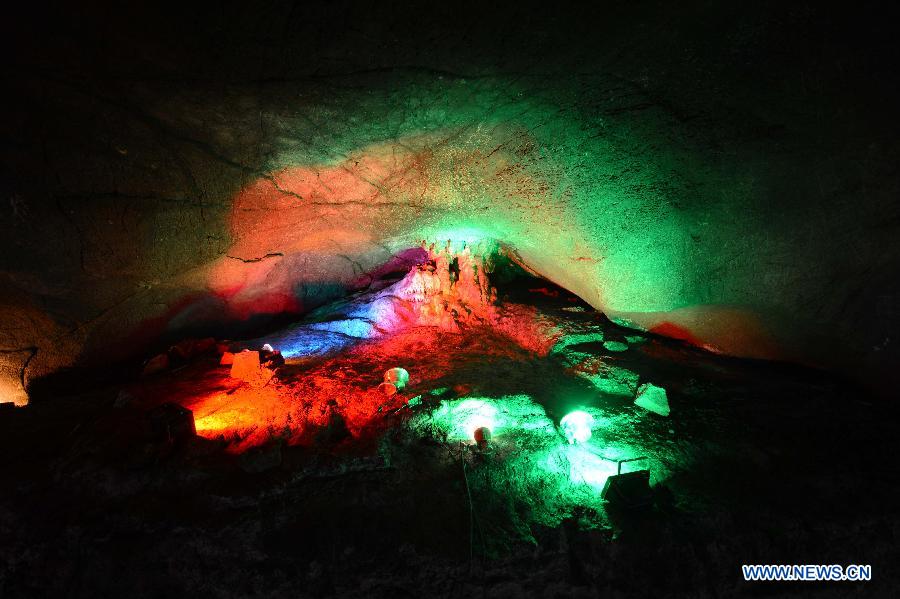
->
<box><xmin>2</xmin><ymin>2</ymin><xmax>899</xmax><ymax>597</ymax></box>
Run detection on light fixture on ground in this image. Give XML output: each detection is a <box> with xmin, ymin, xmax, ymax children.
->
<box><xmin>473</xmin><ymin>426</ymin><xmax>492</xmax><ymax>450</ymax></box>
<box><xmin>600</xmin><ymin>457</ymin><xmax>653</xmax><ymax>507</ymax></box>
<box><xmin>560</xmin><ymin>410</ymin><xmax>594</xmax><ymax>444</ymax></box>
<box><xmin>384</xmin><ymin>367</ymin><xmax>410</xmax><ymax>390</ymax></box>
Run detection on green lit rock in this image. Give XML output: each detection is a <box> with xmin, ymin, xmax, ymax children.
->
<box><xmin>558</xmin><ymin>351</ymin><xmax>593</xmax><ymax>369</ymax></box>
<box><xmin>405</xmin><ymin>391</ymin><xmax>653</xmax><ymax>528</ymax></box>
<box><xmin>634</xmin><ymin>383</ymin><xmax>670</xmax><ymax>417</ymax></box>
<box><xmin>4</xmin><ymin>2</ymin><xmax>898</xmax><ymax>398</ymax></box>
<box><xmin>408</xmin><ymin>395</ymin><xmax>556</xmax><ymax>443</ymax></box>
<box><xmin>573</xmin><ymin>359</ymin><xmax>640</xmax><ymax>398</ymax></box>
<box><xmin>551</xmin><ymin>332</ymin><xmax>605</xmax><ymax>354</ymax></box>
<box><xmin>602</xmin><ymin>341</ymin><xmax>629</xmax><ymax>352</ymax></box>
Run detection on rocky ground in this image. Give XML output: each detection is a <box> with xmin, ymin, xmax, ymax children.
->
<box><xmin>1</xmin><ymin>278</ymin><xmax>897</xmax><ymax>597</ymax></box>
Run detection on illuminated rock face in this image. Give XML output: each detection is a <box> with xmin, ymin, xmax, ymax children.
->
<box><xmin>2</xmin><ymin>3</ymin><xmax>899</xmax><ymax>402</ymax></box>
<box><xmin>390</xmin><ymin>241</ymin><xmax>497</xmax><ymax>330</ymax></box>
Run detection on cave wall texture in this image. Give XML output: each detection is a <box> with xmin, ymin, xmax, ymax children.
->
<box><xmin>2</xmin><ymin>1</ymin><xmax>899</xmax><ymax>404</ymax></box>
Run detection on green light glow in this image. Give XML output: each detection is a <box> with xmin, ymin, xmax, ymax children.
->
<box><xmin>419</xmin><ymin>228</ymin><xmax>497</xmax><ymax>250</ymax></box>
<box><xmin>424</xmin><ymin>398</ymin><xmax>495</xmax><ymax>443</ymax></box>
<box><xmin>407</xmin><ymin>394</ymin><xmax>656</xmax><ymax>529</ymax></box>
<box><xmin>253</xmin><ymin>71</ymin><xmax>794</xmax><ymax>363</ymax></box>
<box><xmin>560</xmin><ymin>410</ymin><xmax>594</xmax><ymax>444</ymax></box>
<box><xmin>421</xmin><ymin>396</ymin><xmax>553</xmax><ymax>443</ymax></box>
<box><xmin>575</xmin><ymin>364</ymin><xmax>640</xmax><ymax>398</ymax></box>
<box><xmin>530</xmin><ymin>443</ymin><xmax>625</xmax><ymax>508</ymax></box>
<box><xmin>551</xmin><ymin>332</ymin><xmax>605</xmax><ymax>354</ymax></box>
<box><xmin>602</xmin><ymin>340</ymin><xmax>629</xmax><ymax>352</ymax></box>
<box><xmin>454</xmin><ymin>399</ymin><xmax>497</xmax><ymax>440</ymax></box>
<box><xmin>560</xmin><ymin>445</ymin><xmax>620</xmax><ymax>488</ymax></box>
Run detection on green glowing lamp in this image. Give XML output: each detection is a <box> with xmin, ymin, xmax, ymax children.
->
<box><xmin>473</xmin><ymin>426</ymin><xmax>491</xmax><ymax>450</ymax></box>
<box><xmin>560</xmin><ymin>410</ymin><xmax>594</xmax><ymax>444</ymax></box>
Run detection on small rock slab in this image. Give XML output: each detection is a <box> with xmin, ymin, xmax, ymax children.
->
<box><xmin>634</xmin><ymin>383</ymin><xmax>670</xmax><ymax>416</ymax></box>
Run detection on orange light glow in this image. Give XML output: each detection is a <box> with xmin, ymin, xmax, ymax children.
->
<box><xmin>126</xmin><ymin>239</ymin><xmax>561</xmax><ymax>454</ymax></box>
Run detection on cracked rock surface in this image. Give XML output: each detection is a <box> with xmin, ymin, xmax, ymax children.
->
<box><xmin>3</xmin><ymin>1</ymin><xmax>899</xmax><ymax>402</ymax></box>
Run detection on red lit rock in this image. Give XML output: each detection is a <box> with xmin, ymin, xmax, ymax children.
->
<box><xmin>230</xmin><ymin>350</ymin><xmax>273</xmax><ymax>387</ymax></box>
<box><xmin>378</xmin><ymin>382</ymin><xmax>398</xmax><ymax>396</ymax></box>
<box><xmin>231</xmin><ymin>349</ymin><xmax>260</xmax><ymax>380</ymax></box>
<box><xmin>195</xmin><ymin>337</ymin><xmax>216</xmax><ymax>354</ymax></box>
<box><xmin>219</xmin><ymin>351</ymin><xmax>235</xmax><ymax>365</ymax></box>
<box><xmin>453</xmin><ymin>383</ymin><xmax>472</xmax><ymax>396</ymax></box>
<box><xmin>169</xmin><ymin>337</ymin><xmax>215</xmax><ymax>363</ymax></box>
<box><xmin>141</xmin><ymin>353</ymin><xmax>169</xmax><ymax>377</ymax></box>
<box><xmin>3</xmin><ymin>16</ymin><xmax>899</xmax><ymax>405</ymax></box>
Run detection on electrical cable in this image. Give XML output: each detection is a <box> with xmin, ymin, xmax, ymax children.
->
<box><xmin>461</xmin><ymin>442</ymin><xmax>475</xmax><ymax>572</ymax></box>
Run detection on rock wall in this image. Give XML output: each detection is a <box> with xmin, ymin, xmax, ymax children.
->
<box><xmin>2</xmin><ymin>1</ymin><xmax>899</xmax><ymax>403</ymax></box>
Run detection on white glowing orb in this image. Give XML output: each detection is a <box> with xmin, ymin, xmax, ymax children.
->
<box><xmin>560</xmin><ymin>410</ymin><xmax>594</xmax><ymax>444</ymax></box>
<box><xmin>455</xmin><ymin>399</ymin><xmax>497</xmax><ymax>441</ymax></box>
<box><xmin>466</xmin><ymin>415</ymin><xmax>494</xmax><ymax>440</ymax></box>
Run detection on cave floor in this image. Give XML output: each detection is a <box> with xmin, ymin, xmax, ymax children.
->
<box><xmin>1</xmin><ymin>286</ymin><xmax>898</xmax><ymax>598</ymax></box>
